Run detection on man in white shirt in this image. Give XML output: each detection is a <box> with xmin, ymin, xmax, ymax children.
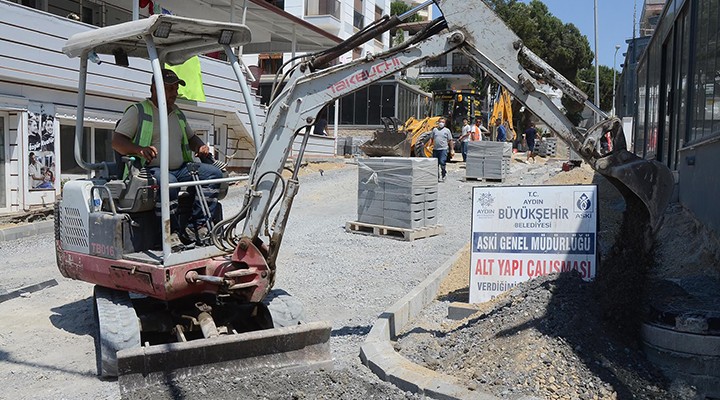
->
<box><xmin>458</xmin><ymin>118</ymin><xmax>472</xmax><ymax>162</ymax></box>
<box><xmin>28</xmin><ymin>152</ymin><xmax>45</xmax><ymax>189</ymax></box>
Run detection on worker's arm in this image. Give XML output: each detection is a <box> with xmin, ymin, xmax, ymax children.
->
<box><xmin>189</xmin><ymin>135</ymin><xmax>211</xmax><ymax>157</ymax></box>
<box><xmin>112</xmin><ymin>132</ymin><xmax>157</xmax><ymax>163</ymax></box>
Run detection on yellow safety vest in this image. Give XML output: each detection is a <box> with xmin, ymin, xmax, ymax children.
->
<box><xmin>124</xmin><ymin>99</ymin><xmax>193</xmax><ymax>178</ymax></box>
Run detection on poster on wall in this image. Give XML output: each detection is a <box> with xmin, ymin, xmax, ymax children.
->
<box><xmin>469</xmin><ymin>185</ymin><xmax>598</xmax><ymax>303</ymax></box>
<box><xmin>27</xmin><ymin>103</ymin><xmax>56</xmax><ymax>191</ymax></box>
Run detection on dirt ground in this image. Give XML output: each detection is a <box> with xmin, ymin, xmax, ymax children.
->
<box><xmin>397</xmin><ymin>160</ymin><xmax>720</xmax><ymax>400</ymax></box>
<box><xmin>2</xmin><ymin>153</ymin><xmax>718</xmax><ymax>399</ymax></box>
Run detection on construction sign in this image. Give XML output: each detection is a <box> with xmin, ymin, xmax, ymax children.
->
<box><xmin>469</xmin><ymin>185</ymin><xmax>598</xmax><ymax>303</ymax></box>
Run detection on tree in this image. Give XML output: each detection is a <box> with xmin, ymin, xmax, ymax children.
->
<box><xmin>487</xmin><ymin>0</ymin><xmax>593</xmax><ymax>82</ymax></box>
<box><xmin>577</xmin><ymin>65</ymin><xmax>620</xmax><ymax>112</ymax></box>
<box><xmin>419</xmin><ymin>78</ymin><xmax>450</xmax><ymax>93</ymax></box>
<box><xmin>484</xmin><ymin>0</ymin><xmax>596</xmax><ymax>123</ymax></box>
<box><xmin>390</xmin><ymin>1</ymin><xmax>421</xmax><ymax>46</ymax></box>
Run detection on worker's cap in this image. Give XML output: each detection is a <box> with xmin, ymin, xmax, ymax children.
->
<box><xmin>155</xmin><ymin>69</ymin><xmax>186</xmax><ymax>86</ymax></box>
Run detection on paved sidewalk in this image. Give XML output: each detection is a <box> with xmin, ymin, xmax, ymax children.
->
<box><xmin>0</xmin><ymin>220</ymin><xmax>54</xmax><ymax>242</ymax></box>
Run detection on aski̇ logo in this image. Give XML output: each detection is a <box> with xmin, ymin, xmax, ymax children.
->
<box><xmin>574</xmin><ymin>192</ymin><xmax>593</xmax><ymax>212</ymax></box>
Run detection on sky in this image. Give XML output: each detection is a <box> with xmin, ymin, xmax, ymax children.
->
<box><xmin>519</xmin><ymin>0</ymin><xmax>639</xmax><ymax>69</ymax></box>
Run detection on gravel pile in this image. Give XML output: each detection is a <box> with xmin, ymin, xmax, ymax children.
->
<box><xmin>125</xmin><ymin>369</ymin><xmax>419</xmax><ymax>399</ymax></box>
<box><xmin>396</xmin><ymin>271</ymin><xmax>690</xmax><ymax>399</ymax></box>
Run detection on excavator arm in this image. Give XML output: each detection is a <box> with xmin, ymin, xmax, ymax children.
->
<box><xmin>218</xmin><ymin>0</ymin><xmax>674</xmax><ymax>298</ymax></box>
<box><xmin>437</xmin><ymin>0</ymin><xmax>674</xmax><ymax>232</ymax></box>
<box><xmin>211</xmin><ymin>28</ymin><xmax>465</xmax><ymax>288</ymax></box>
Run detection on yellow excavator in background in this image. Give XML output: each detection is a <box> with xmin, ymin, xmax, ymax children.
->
<box><xmin>360</xmin><ymin>89</ymin><xmax>482</xmax><ymax>157</ymax></box>
<box><xmin>490</xmin><ymin>87</ymin><xmax>516</xmax><ymax>141</ymax></box>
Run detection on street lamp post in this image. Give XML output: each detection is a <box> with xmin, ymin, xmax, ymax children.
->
<box><xmin>593</xmin><ymin>0</ymin><xmax>600</xmax><ymax>122</ymax></box>
<box><xmin>611</xmin><ymin>44</ymin><xmax>621</xmax><ymax>117</ymax></box>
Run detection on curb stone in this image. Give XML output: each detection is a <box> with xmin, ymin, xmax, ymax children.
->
<box><xmin>360</xmin><ymin>245</ymin><xmax>500</xmax><ymax>400</ymax></box>
<box><xmin>0</xmin><ymin>220</ymin><xmax>54</xmax><ymax>242</ymax></box>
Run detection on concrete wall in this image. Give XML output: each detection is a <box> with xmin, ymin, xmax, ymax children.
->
<box><xmin>678</xmin><ymin>139</ymin><xmax>720</xmax><ymax>237</ymax></box>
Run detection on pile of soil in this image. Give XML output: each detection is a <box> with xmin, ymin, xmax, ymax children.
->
<box><xmin>397</xmin><ymin>271</ymin><xmax>694</xmax><ymax>399</ymax></box>
<box><xmin>123</xmin><ymin>368</ymin><xmax>419</xmax><ymax>400</ymax></box>
<box><xmin>396</xmin><ymin>163</ymin><xmax>714</xmax><ymax>399</ymax></box>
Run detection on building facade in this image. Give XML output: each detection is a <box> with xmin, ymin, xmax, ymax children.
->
<box><xmin>631</xmin><ymin>0</ymin><xmax>720</xmax><ymax>236</ymax></box>
<box><xmin>0</xmin><ymin>0</ymin><xmax>340</xmax><ymax>214</ymax></box>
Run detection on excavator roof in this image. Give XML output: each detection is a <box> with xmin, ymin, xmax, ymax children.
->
<box><xmin>62</xmin><ymin>14</ymin><xmax>251</xmax><ymax>65</ymax></box>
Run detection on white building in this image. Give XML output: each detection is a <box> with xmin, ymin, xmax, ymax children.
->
<box><xmin>0</xmin><ymin>0</ymin><xmax>340</xmax><ymax>214</ymax></box>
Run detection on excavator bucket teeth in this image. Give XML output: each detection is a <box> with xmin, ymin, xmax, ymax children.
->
<box><xmin>117</xmin><ymin>321</ymin><xmax>333</xmax><ymax>394</ymax></box>
<box><xmin>594</xmin><ymin>150</ymin><xmax>675</xmax><ymax>232</ymax></box>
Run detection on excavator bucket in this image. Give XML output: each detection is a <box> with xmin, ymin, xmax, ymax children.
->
<box><xmin>584</xmin><ymin>118</ymin><xmax>675</xmax><ymax>233</ymax></box>
<box><xmin>594</xmin><ymin>149</ymin><xmax>675</xmax><ymax>234</ymax></box>
<box><xmin>116</xmin><ymin>321</ymin><xmax>333</xmax><ymax>394</ymax></box>
<box><xmin>360</xmin><ymin>116</ymin><xmax>440</xmax><ymax>157</ymax></box>
<box><xmin>360</xmin><ymin>117</ymin><xmax>413</xmax><ymax>157</ymax></box>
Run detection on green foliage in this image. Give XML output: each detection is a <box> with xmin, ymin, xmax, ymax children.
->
<box><xmin>389</xmin><ymin>1</ymin><xmax>420</xmax><ymax>46</ymax></box>
<box><xmin>577</xmin><ymin>65</ymin><xmax>620</xmax><ymax>112</ymax></box>
<box><xmin>488</xmin><ymin>0</ymin><xmax>593</xmax><ymax>82</ymax></box>
<box><xmin>390</xmin><ymin>1</ymin><xmax>421</xmax><ymax>22</ymax></box>
<box><xmin>419</xmin><ymin>78</ymin><xmax>450</xmax><ymax>92</ymax></box>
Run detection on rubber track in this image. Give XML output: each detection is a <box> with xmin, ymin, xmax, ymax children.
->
<box><xmin>94</xmin><ymin>286</ymin><xmax>141</xmax><ymax>378</ymax></box>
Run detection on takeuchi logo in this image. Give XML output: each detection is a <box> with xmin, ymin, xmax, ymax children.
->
<box><xmin>576</xmin><ymin>193</ymin><xmax>591</xmax><ymax>211</ymax></box>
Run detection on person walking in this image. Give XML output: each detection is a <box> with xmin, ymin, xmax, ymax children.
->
<box><xmin>459</xmin><ymin>118</ymin><xmax>471</xmax><ymax>162</ymax></box>
<box><xmin>420</xmin><ymin>118</ymin><xmax>454</xmax><ymax>182</ymax></box>
<box><xmin>524</xmin><ymin>121</ymin><xmax>537</xmax><ymax>163</ymax></box>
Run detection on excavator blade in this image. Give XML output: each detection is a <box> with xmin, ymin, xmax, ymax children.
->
<box><xmin>594</xmin><ymin>149</ymin><xmax>675</xmax><ymax>233</ymax></box>
<box><xmin>116</xmin><ymin>321</ymin><xmax>333</xmax><ymax>394</ymax></box>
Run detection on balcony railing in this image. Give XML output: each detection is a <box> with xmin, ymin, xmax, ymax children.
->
<box><xmin>306</xmin><ymin>0</ymin><xmax>340</xmax><ymax>19</ymax></box>
<box><xmin>419</xmin><ymin>64</ymin><xmax>480</xmax><ymax>75</ymax></box>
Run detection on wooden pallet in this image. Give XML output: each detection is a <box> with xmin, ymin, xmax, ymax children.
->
<box><xmin>345</xmin><ymin>221</ymin><xmax>445</xmax><ymax>241</ymax></box>
<box><xmin>464</xmin><ymin>176</ymin><xmax>505</xmax><ymax>182</ymax></box>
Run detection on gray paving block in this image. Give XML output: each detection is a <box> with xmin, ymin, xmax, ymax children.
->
<box><xmin>425</xmin><ymin>377</ymin><xmax>497</xmax><ymax>400</ymax></box>
<box><xmin>383</xmin><ymin>191</ymin><xmax>424</xmax><ymax>203</ymax></box>
<box><xmin>383</xmin><ymin>200</ymin><xmax>426</xmax><ymax>212</ymax></box>
<box><xmin>384</xmin><ymin>216</ymin><xmax>425</xmax><ymax>229</ymax></box>
<box><xmin>642</xmin><ymin>323</ymin><xmax>720</xmax><ymax>356</ymax></box>
<box><xmin>356</xmin><ymin>213</ymin><xmax>383</xmax><ymax>225</ymax></box>
<box><xmin>358</xmin><ymin>197</ymin><xmax>384</xmax><ymax>212</ymax></box>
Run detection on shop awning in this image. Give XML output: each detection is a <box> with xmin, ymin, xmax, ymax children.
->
<box><xmin>199</xmin><ymin>0</ymin><xmax>342</xmax><ymax>54</ymax></box>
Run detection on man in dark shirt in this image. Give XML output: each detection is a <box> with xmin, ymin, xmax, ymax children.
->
<box><xmin>313</xmin><ymin>117</ymin><xmax>328</xmax><ymax>136</ymax></box>
<box><xmin>524</xmin><ymin>122</ymin><xmax>537</xmax><ymax>163</ymax></box>
<box><xmin>495</xmin><ymin>118</ymin><xmax>507</xmax><ymax>142</ymax></box>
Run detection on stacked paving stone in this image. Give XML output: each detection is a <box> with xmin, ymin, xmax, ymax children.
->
<box><xmin>465</xmin><ymin>141</ymin><xmax>512</xmax><ymax>180</ymax></box>
<box><xmin>536</xmin><ymin>137</ymin><xmax>558</xmax><ymax>157</ymax></box>
<box><xmin>357</xmin><ymin>157</ymin><xmax>438</xmax><ymax>229</ymax></box>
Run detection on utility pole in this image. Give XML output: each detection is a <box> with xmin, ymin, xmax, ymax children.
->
<box><xmin>612</xmin><ymin>44</ymin><xmax>621</xmax><ymax>116</ymax></box>
<box><xmin>593</xmin><ymin>0</ymin><xmax>600</xmax><ymax>122</ymax></box>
